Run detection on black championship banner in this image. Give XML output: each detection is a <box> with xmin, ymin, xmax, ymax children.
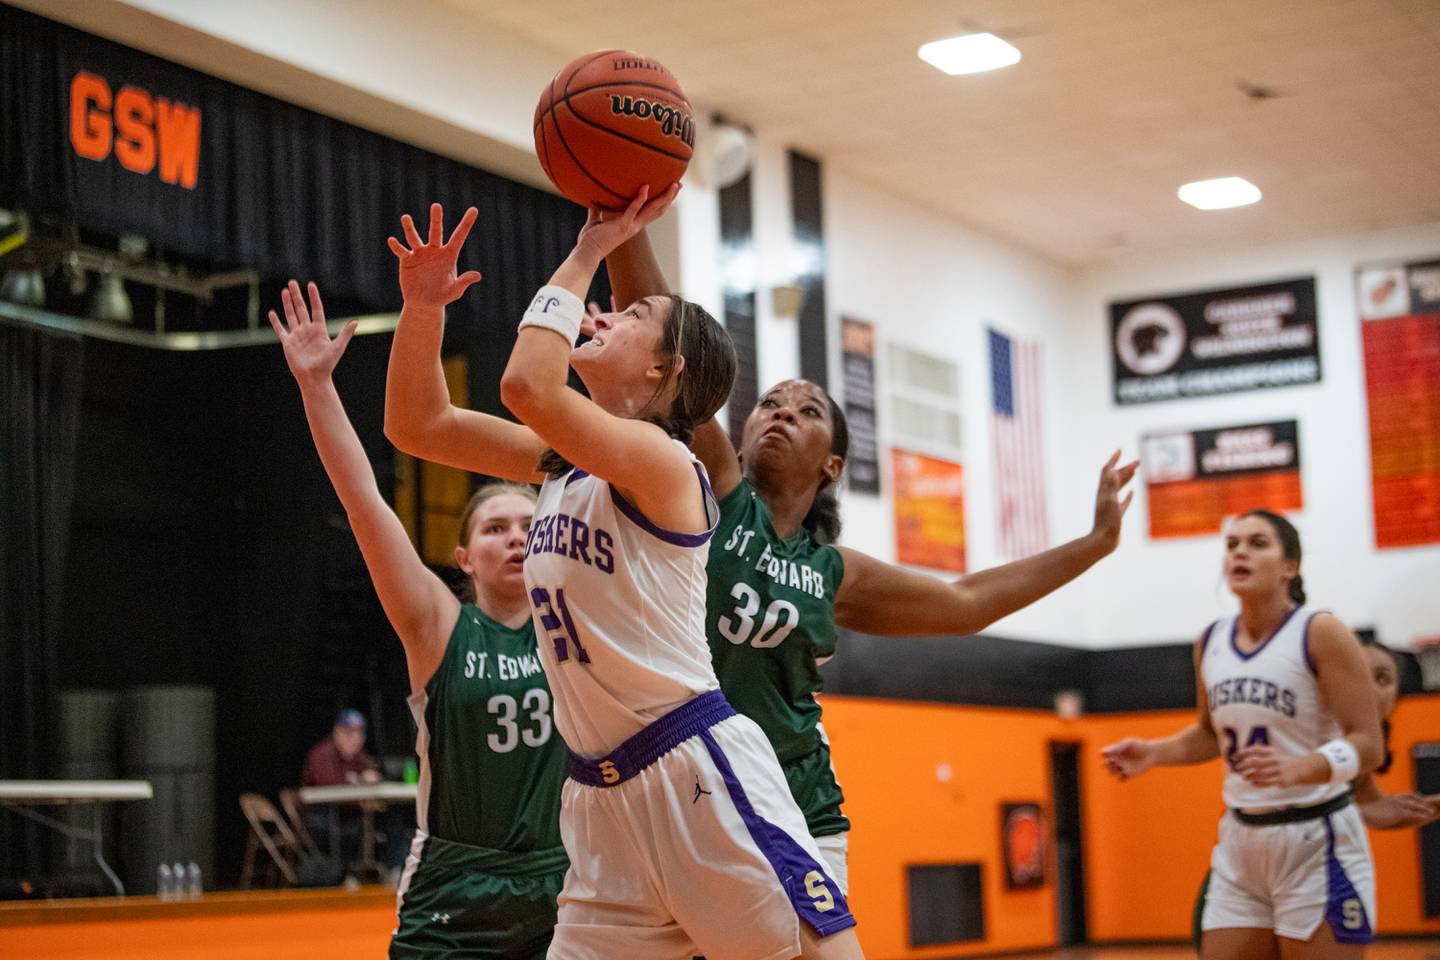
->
<box><xmin>1111</xmin><ymin>277</ymin><xmax>1320</xmax><ymax>405</ymax></box>
<box><xmin>840</xmin><ymin>316</ymin><xmax>880</xmax><ymax>494</ymax></box>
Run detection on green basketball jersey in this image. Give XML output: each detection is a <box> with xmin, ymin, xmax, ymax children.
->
<box><xmin>706</xmin><ymin>478</ymin><xmax>847</xmax><ymax>766</ymax></box>
<box><xmin>409</xmin><ymin>605</ymin><xmax>566</xmax><ymax>852</ymax></box>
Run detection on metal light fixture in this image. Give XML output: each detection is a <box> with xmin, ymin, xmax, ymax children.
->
<box><xmin>88</xmin><ymin>270</ymin><xmax>133</xmax><ymax>323</ymax></box>
<box><xmin>0</xmin><ymin>268</ymin><xmax>45</xmax><ymax>307</ymax></box>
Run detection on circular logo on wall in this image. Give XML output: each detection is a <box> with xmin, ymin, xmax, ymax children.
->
<box><xmin>1116</xmin><ymin>302</ymin><xmax>1186</xmax><ymax>375</ymax></box>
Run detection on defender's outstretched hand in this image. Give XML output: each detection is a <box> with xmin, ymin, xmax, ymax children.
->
<box><xmin>1091</xmin><ymin>450</ymin><xmax>1139</xmax><ymax>554</ymax></box>
<box><xmin>388</xmin><ymin>203</ymin><xmax>482</xmax><ymax>308</ymax></box>
<box><xmin>270</xmin><ymin>280</ymin><xmax>357</xmax><ymax>385</ymax></box>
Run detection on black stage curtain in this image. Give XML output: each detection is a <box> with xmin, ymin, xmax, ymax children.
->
<box><xmin>0</xmin><ymin>1</ymin><xmax>598</xmax><ymax>368</ymax></box>
<box><xmin>1</xmin><ymin>2</ymin><xmax>609</xmax><ymax>887</ymax></box>
<box><xmin>0</xmin><ymin>326</ymin><xmax>84</xmax><ymax>881</ymax></box>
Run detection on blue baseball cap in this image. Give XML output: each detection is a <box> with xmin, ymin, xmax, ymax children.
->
<box><xmin>335</xmin><ymin>708</ymin><xmax>367</xmax><ymax>729</ymax></box>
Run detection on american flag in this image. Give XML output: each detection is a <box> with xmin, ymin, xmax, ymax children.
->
<box><xmin>989</xmin><ymin>328</ymin><xmax>1050</xmax><ymax>560</ymax></box>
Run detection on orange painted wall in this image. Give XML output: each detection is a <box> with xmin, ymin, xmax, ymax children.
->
<box><xmin>821</xmin><ymin>696</ymin><xmax>1067</xmax><ymax>958</ymax></box>
<box><xmin>823</xmin><ymin>693</ymin><xmax>1440</xmax><ymax>958</ymax></box>
<box><xmin>9</xmin><ymin>696</ymin><xmax>1438</xmax><ymax>959</ymax></box>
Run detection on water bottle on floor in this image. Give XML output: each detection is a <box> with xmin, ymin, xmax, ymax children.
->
<box><xmin>186</xmin><ymin>862</ymin><xmax>202</xmax><ymax>899</ymax></box>
<box><xmin>157</xmin><ymin>863</ymin><xmax>173</xmax><ymax>901</ymax></box>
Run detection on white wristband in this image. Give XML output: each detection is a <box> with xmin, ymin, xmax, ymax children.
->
<box><xmin>519</xmin><ymin>285</ymin><xmax>584</xmax><ymax>346</ymax></box>
<box><xmin>1317</xmin><ymin>738</ymin><xmax>1360</xmax><ymax>784</ymax></box>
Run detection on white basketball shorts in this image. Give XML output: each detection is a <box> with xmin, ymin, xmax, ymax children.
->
<box><xmin>1202</xmin><ymin>801</ymin><xmax>1375</xmax><ymax>944</ymax></box>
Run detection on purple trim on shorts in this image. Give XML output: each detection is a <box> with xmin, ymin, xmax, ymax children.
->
<box><xmin>608</xmin><ymin>463</ymin><xmax>717</xmax><ymax>547</ymax></box>
<box><xmin>566</xmin><ymin>690</ymin><xmax>733</xmax><ymax>787</ymax></box>
<box><xmin>697</xmin><ymin>728</ymin><xmax>857</xmax><ymax>938</ymax></box>
<box><xmin>1229</xmin><ymin>604</ymin><xmax>1303</xmax><ymax>661</ymax></box>
<box><xmin>1322</xmin><ymin>816</ymin><xmax>1373</xmax><ymax>944</ymax></box>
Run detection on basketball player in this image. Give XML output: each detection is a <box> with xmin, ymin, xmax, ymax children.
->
<box><xmin>270</xmin><ymin>281</ymin><xmax>567</xmax><ymax>959</ymax></box>
<box><xmin>597</xmin><ymin>230</ymin><xmax>1138</xmax><ymax>893</ymax></box>
<box><xmin>1102</xmin><ymin>510</ymin><xmax>1384</xmax><ymax>959</ymax></box>
<box><xmin>1188</xmin><ymin>632</ymin><xmax>1440</xmax><ymax>948</ymax></box>
<box><xmin>384</xmin><ymin>195</ymin><xmax>865</xmax><ymax>960</ymax></box>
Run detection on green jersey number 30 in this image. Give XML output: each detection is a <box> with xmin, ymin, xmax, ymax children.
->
<box><xmin>717</xmin><ymin>582</ymin><xmax>800</xmax><ymax>649</ymax></box>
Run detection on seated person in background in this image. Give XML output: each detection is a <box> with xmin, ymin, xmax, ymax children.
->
<box><xmin>301</xmin><ymin>709</ymin><xmax>381</xmax><ymax>872</ymax></box>
<box><xmin>303</xmin><ymin>709</ymin><xmax>380</xmax><ymax>787</ymax></box>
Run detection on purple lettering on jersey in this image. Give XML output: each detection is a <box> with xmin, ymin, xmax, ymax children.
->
<box><xmin>529</xmin><ymin>511</ymin><xmax>614</xmax><ymax>575</ymax></box>
<box><xmin>569</xmin><ymin>518</ymin><xmax>592</xmax><ymax>564</ymax></box>
<box><xmin>1207</xmin><ymin>677</ymin><xmax>1298</xmax><ymax>719</ymax></box>
<box><xmin>594</xmin><ymin>529</ymin><xmax>615</xmax><ymax>574</ymax></box>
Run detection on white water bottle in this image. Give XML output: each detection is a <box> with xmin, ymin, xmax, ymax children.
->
<box><xmin>157</xmin><ymin>862</ymin><xmax>173</xmax><ymax>901</ymax></box>
<box><xmin>186</xmin><ymin>862</ymin><xmax>202</xmax><ymax>899</ymax></box>
<box><xmin>171</xmin><ymin>862</ymin><xmax>185</xmax><ymax>899</ymax></box>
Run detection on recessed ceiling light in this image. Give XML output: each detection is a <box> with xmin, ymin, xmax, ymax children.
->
<box><xmin>918</xmin><ymin>33</ymin><xmax>1021</xmax><ymax>76</ymax></box>
<box><xmin>1178</xmin><ymin>177</ymin><xmax>1262</xmax><ymax>210</ymax></box>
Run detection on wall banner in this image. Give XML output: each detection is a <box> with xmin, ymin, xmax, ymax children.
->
<box><xmin>1142</xmin><ymin>420</ymin><xmax>1302</xmax><ymax>539</ymax></box>
<box><xmin>1110</xmin><ymin>277</ymin><xmax>1320</xmax><ymax>405</ymax></box>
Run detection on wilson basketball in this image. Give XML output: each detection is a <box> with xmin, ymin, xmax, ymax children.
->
<box><xmin>534</xmin><ymin>50</ymin><xmax>695</xmax><ymax>210</ymax></box>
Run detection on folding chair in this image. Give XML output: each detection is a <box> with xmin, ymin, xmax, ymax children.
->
<box><xmin>278</xmin><ymin>788</ymin><xmax>319</xmax><ymax>857</ymax></box>
<box><xmin>238</xmin><ymin>793</ymin><xmax>301</xmax><ymax>888</ymax></box>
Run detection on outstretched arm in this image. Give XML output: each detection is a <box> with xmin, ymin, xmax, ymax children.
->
<box><xmin>273</xmin><ymin>281</ymin><xmax>457</xmax><ymax>693</ymax></box>
<box><xmin>383</xmin><ymin>204</ymin><xmax>547</xmax><ymax>482</ymax></box>
<box><xmin>834</xmin><ymin>451</ymin><xmax>1137</xmax><ymax>635</ymax></box>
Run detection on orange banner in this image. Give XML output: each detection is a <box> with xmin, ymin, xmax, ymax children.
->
<box><xmin>1143</xmin><ymin>421</ymin><xmax>1302</xmax><ymax>539</ymax></box>
<box><xmin>891</xmin><ymin>449</ymin><xmax>965</xmax><ymax>572</ymax></box>
<box><xmin>1357</xmin><ymin>261</ymin><xmax>1440</xmax><ymax>547</ymax></box>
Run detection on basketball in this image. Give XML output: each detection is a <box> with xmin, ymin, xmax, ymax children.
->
<box><xmin>534</xmin><ymin>49</ymin><xmax>695</xmax><ymax>210</ymax></box>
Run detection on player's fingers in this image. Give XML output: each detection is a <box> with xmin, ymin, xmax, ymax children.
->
<box><xmin>427</xmin><ymin>203</ymin><xmax>444</xmax><ymax>246</ymax></box>
<box><xmin>287</xmin><ymin>280</ymin><xmax>310</xmax><ymax>326</ymax></box>
<box><xmin>401</xmin><ymin>214</ymin><xmax>423</xmax><ymax>251</ymax></box>
<box><xmin>307</xmin><ymin>282</ymin><xmax>326</xmax><ymax>326</ymax></box>
<box><xmin>279</xmin><ymin>286</ymin><xmax>300</xmax><ymax>331</ymax></box>
<box><xmin>447</xmin><ymin>206</ymin><xmax>478</xmax><ymax>251</ymax></box>
<box><xmin>267</xmin><ymin>309</ymin><xmax>287</xmax><ymax>340</ymax></box>
<box><xmin>334</xmin><ymin>319</ymin><xmax>359</xmax><ymax>352</ymax></box>
<box><xmin>387</xmin><ymin>235</ymin><xmax>409</xmax><ymax>259</ymax></box>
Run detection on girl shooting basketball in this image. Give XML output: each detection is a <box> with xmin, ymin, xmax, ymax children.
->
<box><xmin>270</xmin><ymin>281</ymin><xmax>566</xmax><ymax>959</ymax></box>
<box><xmin>1103</xmin><ymin>510</ymin><xmax>1383</xmax><ymax>959</ymax></box>
<box><xmin>384</xmin><ymin>194</ymin><xmax>865</xmax><ymax>960</ymax></box>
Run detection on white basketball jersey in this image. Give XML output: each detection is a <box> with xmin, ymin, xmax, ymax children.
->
<box><xmin>1201</xmin><ymin>604</ymin><xmax>1346</xmax><ymax>810</ymax></box>
<box><xmin>523</xmin><ymin>445</ymin><xmax>721</xmax><ymax>758</ymax></box>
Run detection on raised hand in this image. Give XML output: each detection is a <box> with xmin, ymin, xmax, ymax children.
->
<box><xmin>575</xmin><ymin>183</ymin><xmax>680</xmax><ymax>263</ymax></box>
<box><xmin>1090</xmin><ymin>450</ymin><xmax>1139</xmax><ymax>554</ymax></box>
<box><xmin>1100</xmin><ymin>738</ymin><xmax>1156</xmax><ymax>780</ymax></box>
<box><xmin>269</xmin><ymin>280</ymin><xmax>357</xmax><ymax>386</ymax></box>
<box><xmin>387</xmin><ymin>203</ymin><xmax>483</xmax><ymax>308</ymax></box>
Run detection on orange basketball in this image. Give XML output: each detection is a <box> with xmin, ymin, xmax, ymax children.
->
<box><xmin>534</xmin><ymin>50</ymin><xmax>694</xmax><ymax>211</ymax></box>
